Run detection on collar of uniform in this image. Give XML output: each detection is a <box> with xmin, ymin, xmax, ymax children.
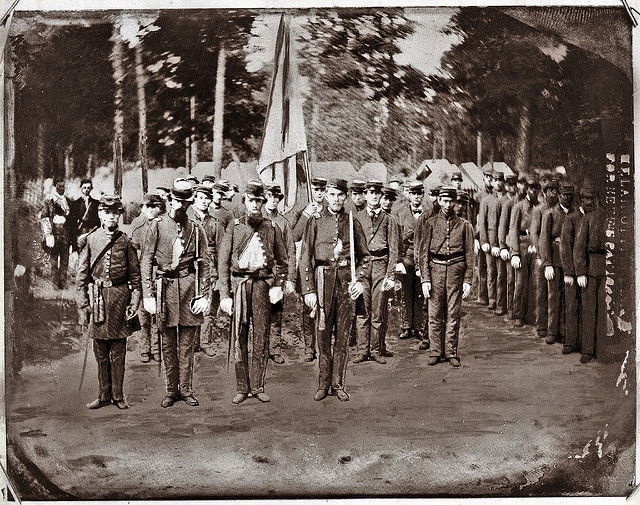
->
<box><xmin>410</xmin><ymin>205</ymin><xmax>423</xmax><ymax>213</ymax></box>
<box><xmin>560</xmin><ymin>203</ymin><xmax>570</xmax><ymax>214</ymax></box>
<box><xmin>439</xmin><ymin>210</ymin><xmax>456</xmax><ymax>222</ymax></box>
<box><xmin>101</xmin><ymin>225</ymin><xmax>118</xmax><ymax>236</ymax></box>
<box><xmin>367</xmin><ymin>206</ymin><xmax>382</xmax><ymax>217</ymax></box>
<box><xmin>327</xmin><ymin>207</ymin><xmax>344</xmax><ymax>216</ymax></box>
<box><xmin>579</xmin><ymin>207</ymin><xmax>585</xmax><ymax>215</ymax></box>
<box><xmin>264</xmin><ymin>208</ymin><xmax>279</xmax><ymax>218</ymax></box>
<box><xmin>192</xmin><ymin>207</ymin><xmax>208</xmax><ymax>220</ymax></box>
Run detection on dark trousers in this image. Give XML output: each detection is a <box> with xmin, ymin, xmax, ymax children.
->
<box><xmin>428</xmin><ymin>262</ymin><xmax>465</xmax><ymax>359</ymax></box>
<box><xmin>317</xmin><ymin>269</ymin><xmax>353</xmax><ymax>390</ymax></box>
<box><xmin>51</xmin><ymin>241</ymin><xmax>69</xmax><ymax>288</ymax></box>
<box><xmin>161</xmin><ymin>325</ymin><xmax>197</xmax><ymax>397</ymax></box>
<box><xmin>400</xmin><ymin>265</ymin><xmax>425</xmax><ymax>334</ymax></box>
<box><xmin>534</xmin><ymin>258</ymin><xmax>548</xmax><ymax>333</ymax></box>
<box><xmin>138</xmin><ymin>309</ymin><xmax>159</xmax><ymax>355</ymax></box>
<box><xmin>547</xmin><ymin>266</ymin><xmax>565</xmax><ymax>338</ymax></box>
<box><xmin>356</xmin><ymin>260</ymin><xmax>389</xmax><ymax>356</ymax></box>
<box><xmin>496</xmin><ymin>255</ymin><xmax>507</xmax><ymax>313</ymax></box>
<box><xmin>564</xmin><ymin>279</ymin><xmax>581</xmax><ymax>349</ymax></box>
<box><xmin>235</xmin><ymin>279</ymin><xmax>270</xmax><ymax>394</ymax></box>
<box><xmin>485</xmin><ymin>251</ymin><xmax>497</xmax><ymax>306</ymax></box>
<box><xmin>476</xmin><ymin>249</ymin><xmax>488</xmax><ymax>304</ymax></box>
<box><xmin>506</xmin><ymin>261</ymin><xmax>515</xmax><ymax>318</ymax></box>
<box><xmin>513</xmin><ymin>251</ymin><xmax>535</xmax><ymax>323</ymax></box>
<box><xmin>196</xmin><ymin>290</ymin><xmax>220</xmax><ymax>348</ymax></box>
<box><xmin>93</xmin><ymin>338</ymin><xmax>126</xmax><ymax>402</ymax></box>
<box><xmin>581</xmin><ymin>275</ymin><xmax>606</xmax><ymax>357</ymax></box>
<box><xmin>270</xmin><ymin>300</ymin><xmax>284</xmax><ymax>355</ymax></box>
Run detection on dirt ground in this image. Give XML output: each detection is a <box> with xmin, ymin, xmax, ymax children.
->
<box><xmin>6</xmin><ymin>281</ymin><xmax>636</xmax><ymax>500</ymax></box>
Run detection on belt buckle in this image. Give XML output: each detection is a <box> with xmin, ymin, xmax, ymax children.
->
<box><xmin>102</xmin><ymin>280</ymin><xmax>113</xmax><ymax>287</ymax></box>
<box><xmin>337</xmin><ymin>259</ymin><xmax>348</xmax><ymax>267</ymax></box>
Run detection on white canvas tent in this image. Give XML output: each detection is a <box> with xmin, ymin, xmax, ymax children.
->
<box><xmin>358</xmin><ymin>162</ymin><xmax>388</xmax><ymax>182</ymax></box>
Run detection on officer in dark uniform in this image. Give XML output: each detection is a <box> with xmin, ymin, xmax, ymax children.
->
<box><xmin>540</xmin><ymin>183</ymin><xmax>574</xmax><ymax>345</ymax></box>
<box><xmin>291</xmin><ymin>177</ymin><xmax>327</xmax><ymax>361</ymax></box>
<box><xmin>76</xmin><ymin>194</ymin><xmax>142</xmax><ymax>409</ymax></box>
<box><xmin>418</xmin><ymin>186</ymin><xmax>474</xmax><ymax>367</ymax></box>
<box><xmin>559</xmin><ymin>181</ymin><xmax>591</xmax><ymax>355</ymax></box>
<box><xmin>218</xmin><ymin>180</ymin><xmax>291</xmax><ymax>404</ymax></box>
<box><xmin>130</xmin><ymin>193</ymin><xmax>165</xmax><ymax>362</ymax></box>
<box><xmin>141</xmin><ymin>179</ymin><xmax>212</xmax><ymax>408</ymax></box>
<box><xmin>498</xmin><ymin>175</ymin><xmax>519</xmax><ymax>319</ymax></box>
<box><xmin>353</xmin><ymin>180</ymin><xmax>399</xmax><ymax>364</ymax></box>
<box><xmin>300</xmin><ymin>178</ymin><xmax>370</xmax><ymax>402</ymax></box>
<box><xmin>508</xmin><ymin>177</ymin><xmax>541</xmax><ymax>327</ymax></box>
<box><xmin>262</xmin><ymin>182</ymin><xmax>297</xmax><ymax>365</ymax></box>
<box><xmin>574</xmin><ymin>185</ymin><xmax>605</xmax><ymax>364</ymax></box>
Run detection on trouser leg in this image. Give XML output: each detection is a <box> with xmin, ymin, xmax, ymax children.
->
<box><xmin>547</xmin><ymin>266</ymin><xmax>562</xmax><ymax>337</ymax></box>
<box><xmin>332</xmin><ymin>274</ymin><xmax>354</xmax><ymax>390</ymax></box>
<box><xmin>512</xmin><ymin>258</ymin><xmax>528</xmax><ymax>321</ymax></box>
<box><xmin>477</xmin><ymin>250</ymin><xmax>488</xmax><ymax>304</ymax></box>
<box><xmin>580</xmin><ymin>278</ymin><xmax>597</xmax><ymax>356</ymax></box>
<box><xmin>412</xmin><ymin>272</ymin><xmax>425</xmax><ymax>335</ymax></box>
<box><xmin>485</xmin><ymin>251</ymin><xmax>496</xmax><ymax>306</ymax></box>
<box><xmin>428</xmin><ymin>264</ymin><xmax>447</xmax><ymax>358</ymax></box>
<box><xmin>269</xmin><ymin>300</ymin><xmax>284</xmax><ymax>355</ymax></box>
<box><xmin>506</xmin><ymin>261</ymin><xmax>515</xmax><ymax>318</ymax></box>
<box><xmin>109</xmin><ymin>338</ymin><xmax>127</xmax><ymax>401</ymax></box>
<box><xmin>177</xmin><ymin>326</ymin><xmax>197</xmax><ymax>396</ymax></box>
<box><xmin>564</xmin><ymin>280</ymin><xmax>580</xmax><ymax>349</ymax></box>
<box><xmin>534</xmin><ymin>259</ymin><xmax>548</xmax><ymax>333</ymax></box>
<box><xmin>235</xmin><ymin>322</ymin><xmax>250</xmax><ymax>394</ymax></box>
<box><xmin>161</xmin><ymin>326</ymin><xmax>179</xmax><ymax>397</ymax></box>
<box><xmin>59</xmin><ymin>243</ymin><xmax>69</xmax><ymax>287</ymax></box>
<box><xmin>495</xmin><ymin>256</ymin><xmax>507</xmax><ymax>313</ymax></box>
<box><xmin>370</xmin><ymin>262</ymin><xmax>387</xmax><ymax>355</ymax></box>
<box><xmin>249</xmin><ymin>280</ymin><xmax>270</xmax><ymax>394</ymax></box>
<box><xmin>444</xmin><ymin>263</ymin><xmax>465</xmax><ymax>358</ymax></box>
<box><xmin>317</xmin><ymin>294</ymin><xmax>335</xmax><ymax>390</ymax></box>
<box><xmin>139</xmin><ymin>309</ymin><xmax>152</xmax><ymax>354</ymax></box>
<box><xmin>93</xmin><ymin>339</ymin><xmax>112</xmax><ymax>402</ymax></box>
<box><xmin>355</xmin><ymin>268</ymin><xmax>372</xmax><ymax>356</ymax></box>
<box><xmin>400</xmin><ymin>267</ymin><xmax>415</xmax><ymax>330</ymax></box>
<box><xmin>302</xmin><ymin>302</ymin><xmax>316</xmax><ymax>355</ymax></box>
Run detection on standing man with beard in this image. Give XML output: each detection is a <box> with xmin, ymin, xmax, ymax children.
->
<box><xmin>141</xmin><ymin>179</ymin><xmax>212</xmax><ymax>408</ymax></box>
<box><xmin>262</xmin><ymin>183</ymin><xmax>297</xmax><ymax>365</ymax></box>
<box><xmin>540</xmin><ymin>183</ymin><xmax>574</xmax><ymax>345</ymax></box>
<box><xmin>42</xmin><ymin>180</ymin><xmax>73</xmax><ymax>289</ymax></box>
<box><xmin>508</xmin><ymin>177</ymin><xmax>541</xmax><ymax>328</ymax></box>
<box><xmin>300</xmin><ymin>179</ymin><xmax>369</xmax><ymax>402</ymax></box>
<box><xmin>498</xmin><ymin>175</ymin><xmax>519</xmax><ymax>320</ymax></box>
<box><xmin>530</xmin><ymin>179</ymin><xmax>560</xmax><ymax>338</ymax></box>
<box><xmin>574</xmin><ymin>184</ymin><xmax>604</xmax><ymax>364</ymax></box>
<box><xmin>76</xmin><ymin>195</ymin><xmax>141</xmax><ymax>409</ymax></box>
<box><xmin>395</xmin><ymin>181</ymin><xmax>431</xmax><ymax>342</ymax></box>
<box><xmin>218</xmin><ymin>181</ymin><xmax>290</xmax><ymax>404</ymax></box>
<box><xmin>418</xmin><ymin>187</ymin><xmax>474</xmax><ymax>367</ymax></box>
<box><xmin>353</xmin><ymin>180</ymin><xmax>399</xmax><ymax>364</ymax></box>
<box><xmin>559</xmin><ymin>181</ymin><xmax>592</xmax><ymax>355</ymax></box>
<box><xmin>292</xmin><ymin>177</ymin><xmax>327</xmax><ymax>362</ymax></box>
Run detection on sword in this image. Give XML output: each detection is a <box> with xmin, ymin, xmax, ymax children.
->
<box><xmin>349</xmin><ymin>210</ymin><xmax>356</xmax><ymax>284</ymax></box>
<box><xmin>78</xmin><ymin>322</ymin><xmax>90</xmax><ymax>391</ymax></box>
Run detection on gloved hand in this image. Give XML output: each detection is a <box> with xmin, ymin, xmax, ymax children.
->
<box><xmin>304</xmin><ymin>292</ymin><xmax>317</xmax><ymax>309</ymax></box>
<box><xmin>564</xmin><ymin>275</ymin><xmax>574</xmax><ymax>286</ymax></box>
<box><xmin>422</xmin><ymin>281</ymin><xmax>432</xmax><ymax>298</ymax></box>
<box><xmin>528</xmin><ymin>245</ymin><xmax>537</xmax><ymax>254</ymax></box>
<box><xmin>284</xmin><ymin>280</ymin><xmax>295</xmax><ymax>295</ymax></box>
<box><xmin>394</xmin><ymin>263</ymin><xmax>406</xmax><ymax>274</ymax></box>
<box><xmin>14</xmin><ymin>264</ymin><xmax>26</xmax><ymax>277</ymax></box>
<box><xmin>577</xmin><ymin>275</ymin><xmax>588</xmax><ymax>288</ymax></box>
<box><xmin>462</xmin><ymin>282</ymin><xmax>471</xmax><ymax>299</ymax></box>
<box><xmin>415</xmin><ymin>269</ymin><xmax>421</xmax><ymax>277</ymax></box>
<box><xmin>511</xmin><ymin>255</ymin><xmax>521</xmax><ymax>269</ymax></box>
<box><xmin>382</xmin><ymin>277</ymin><xmax>395</xmax><ymax>291</ymax></box>
<box><xmin>303</xmin><ymin>202</ymin><xmax>320</xmax><ymax>217</ymax></box>
<box><xmin>191</xmin><ymin>297</ymin><xmax>210</xmax><ymax>315</ymax></box>
<box><xmin>491</xmin><ymin>246</ymin><xmax>500</xmax><ymax>257</ymax></box>
<box><xmin>348</xmin><ymin>281</ymin><xmax>364</xmax><ymax>300</ymax></box>
<box><xmin>481</xmin><ymin>243</ymin><xmax>490</xmax><ymax>253</ymax></box>
<box><xmin>269</xmin><ymin>286</ymin><xmax>284</xmax><ymax>304</ymax></box>
<box><xmin>143</xmin><ymin>297</ymin><xmax>156</xmax><ymax>315</ymax></box>
<box><xmin>500</xmin><ymin>249</ymin><xmax>510</xmax><ymax>261</ymax></box>
<box><xmin>220</xmin><ymin>297</ymin><xmax>234</xmax><ymax>315</ymax></box>
<box><xmin>125</xmin><ymin>305</ymin><xmax>137</xmax><ymax>319</ymax></box>
<box><xmin>78</xmin><ymin>307</ymin><xmax>91</xmax><ymax>325</ymax></box>
<box><xmin>474</xmin><ymin>239</ymin><xmax>480</xmax><ymax>254</ymax></box>
<box><xmin>45</xmin><ymin>234</ymin><xmax>55</xmax><ymax>248</ymax></box>
<box><xmin>544</xmin><ymin>266</ymin><xmax>555</xmax><ymax>281</ymax></box>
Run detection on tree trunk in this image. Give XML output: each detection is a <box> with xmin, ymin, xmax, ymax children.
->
<box><xmin>111</xmin><ymin>21</ymin><xmax>125</xmax><ymax>164</ymax></box>
<box><xmin>86</xmin><ymin>153</ymin><xmax>94</xmax><ymax>178</ymax></box>
<box><xmin>37</xmin><ymin>123</ymin><xmax>45</xmax><ymax>197</ymax></box>
<box><xmin>441</xmin><ymin>130</ymin><xmax>446</xmax><ymax>160</ymax></box>
<box><xmin>134</xmin><ymin>41</ymin><xmax>148</xmax><ymax>192</ymax></box>
<box><xmin>212</xmin><ymin>42</ymin><xmax>226</xmax><ymax>177</ymax></box>
<box><xmin>489</xmin><ymin>136</ymin><xmax>495</xmax><ymax>168</ymax></box>
<box><xmin>432</xmin><ymin>134</ymin><xmax>437</xmax><ymax>160</ymax></box>
<box><xmin>190</xmin><ymin>95</ymin><xmax>197</xmax><ymax>171</ymax></box>
<box><xmin>64</xmin><ymin>144</ymin><xmax>73</xmax><ymax>180</ymax></box>
<box><xmin>309</xmin><ymin>100</ymin><xmax>320</xmax><ymax>162</ymax></box>
<box><xmin>514</xmin><ymin>101</ymin><xmax>531</xmax><ymax>173</ymax></box>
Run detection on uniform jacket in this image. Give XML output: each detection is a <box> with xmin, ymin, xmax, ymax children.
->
<box><xmin>209</xmin><ymin>205</ymin><xmax>234</xmax><ymax>232</ymax></box>
<box><xmin>477</xmin><ymin>192</ymin><xmax>500</xmax><ymax>245</ymax></box>
<box><xmin>355</xmin><ymin>206</ymin><xmax>401</xmax><ymax>278</ymax></box>
<box><xmin>299</xmin><ymin>208</ymin><xmax>370</xmax><ymax>295</ymax></box>
<box><xmin>414</xmin><ymin>207</ymin><xmax>437</xmax><ymax>268</ymax></box>
<box><xmin>498</xmin><ymin>194</ymin><xmax>518</xmax><ymax>251</ymax></box>
<box><xmin>70</xmin><ymin>195</ymin><xmax>100</xmax><ymax>235</ymax></box>
<box><xmin>217</xmin><ymin>214</ymin><xmax>290</xmax><ymax>300</ymax></box>
<box><xmin>418</xmin><ymin>213</ymin><xmax>474</xmax><ymax>285</ymax></box>
<box><xmin>559</xmin><ymin>209</ymin><xmax>585</xmax><ymax>276</ymax></box>
<box><xmin>574</xmin><ymin>208</ymin><xmax>606</xmax><ymax>278</ymax></box>
<box><xmin>290</xmin><ymin>204</ymin><xmax>324</xmax><ymax>243</ymax></box>
<box><xmin>130</xmin><ymin>213</ymin><xmax>157</xmax><ymax>253</ymax></box>
<box><xmin>539</xmin><ymin>204</ymin><xmax>572</xmax><ymax>268</ymax></box>
<box><xmin>42</xmin><ymin>193</ymin><xmax>72</xmax><ymax>240</ymax></box>
<box><xmin>395</xmin><ymin>201</ymin><xmax>432</xmax><ymax>268</ymax></box>
<box><xmin>530</xmin><ymin>201</ymin><xmax>552</xmax><ymax>258</ymax></box>
<box><xmin>263</xmin><ymin>208</ymin><xmax>297</xmax><ymax>282</ymax></box>
<box><xmin>188</xmin><ymin>206</ymin><xmax>223</xmax><ymax>286</ymax></box>
<box><xmin>473</xmin><ymin>188</ymin><xmax>492</xmax><ymax>237</ymax></box>
<box><xmin>508</xmin><ymin>196</ymin><xmax>537</xmax><ymax>256</ymax></box>
<box><xmin>140</xmin><ymin>213</ymin><xmax>212</xmax><ymax>327</ymax></box>
<box><xmin>76</xmin><ymin>226</ymin><xmax>142</xmax><ymax>340</ymax></box>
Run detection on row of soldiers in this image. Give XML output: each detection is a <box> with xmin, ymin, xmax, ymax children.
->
<box><xmin>74</xmin><ymin>167</ymin><xmax>605</xmax><ymax>410</ymax></box>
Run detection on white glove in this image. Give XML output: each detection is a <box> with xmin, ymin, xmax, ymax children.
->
<box><xmin>220</xmin><ymin>297</ymin><xmax>234</xmax><ymax>315</ymax></box>
<box><xmin>348</xmin><ymin>281</ymin><xmax>364</xmax><ymax>300</ymax></box>
<box><xmin>304</xmin><ymin>292</ymin><xmax>318</xmax><ymax>309</ymax></box>
<box><xmin>528</xmin><ymin>245</ymin><xmax>537</xmax><ymax>254</ymax></box>
<box><xmin>394</xmin><ymin>263</ymin><xmax>406</xmax><ymax>274</ymax></box>
<box><xmin>536</xmin><ymin>258</ymin><xmax>543</xmax><ymax>266</ymax></box>
<box><xmin>382</xmin><ymin>277</ymin><xmax>395</xmax><ymax>291</ymax></box>
<box><xmin>491</xmin><ymin>246</ymin><xmax>500</xmax><ymax>257</ymax></box>
<box><xmin>544</xmin><ymin>266</ymin><xmax>555</xmax><ymax>281</ymax></box>
<box><xmin>415</xmin><ymin>269</ymin><xmax>421</xmax><ymax>277</ymax></box>
<box><xmin>462</xmin><ymin>282</ymin><xmax>471</xmax><ymax>299</ymax></box>
<box><xmin>511</xmin><ymin>255</ymin><xmax>521</xmax><ymax>270</ymax></box>
<box><xmin>481</xmin><ymin>243</ymin><xmax>490</xmax><ymax>253</ymax></box>
<box><xmin>474</xmin><ymin>239</ymin><xmax>480</xmax><ymax>254</ymax></box>
<box><xmin>14</xmin><ymin>264</ymin><xmax>26</xmax><ymax>277</ymax></box>
<box><xmin>303</xmin><ymin>202</ymin><xmax>319</xmax><ymax>217</ymax></box>
<box><xmin>422</xmin><ymin>281</ymin><xmax>432</xmax><ymax>298</ymax></box>
<box><xmin>564</xmin><ymin>275</ymin><xmax>574</xmax><ymax>286</ymax></box>
<box><xmin>191</xmin><ymin>297</ymin><xmax>210</xmax><ymax>315</ymax></box>
<box><xmin>577</xmin><ymin>275</ymin><xmax>588</xmax><ymax>288</ymax></box>
<box><xmin>269</xmin><ymin>286</ymin><xmax>284</xmax><ymax>304</ymax></box>
<box><xmin>284</xmin><ymin>280</ymin><xmax>295</xmax><ymax>295</ymax></box>
<box><xmin>500</xmin><ymin>248</ymin><xmax>510</xmax><ymax>261</ymax></box>
<box><xmin>45</xmin><ymin>234</ymin><xmax>55</xmax><ymax>248</ymax></box>
<box><xmin>143</xmin><ymin>297</ymin><xmax>156</xmax><ymax>315</ymax></box>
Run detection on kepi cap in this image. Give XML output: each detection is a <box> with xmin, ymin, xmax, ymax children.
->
<box><xmin>244</xmin><ymin>180</ymin><xmax>266</xmax><ymax>200</ymax></box>
<box><xmin>98</xmin><ymin>194</ymin><xmax>124</xmax><ymax>212</ymax></box>
<box><xmin>171</xmin><ymin>178</ymin><xmax>194</xmax><ymax>201</ymax></box>
<box><xmin>438</xmin><ymin>186</ymin><xmax>457</xmax><ymax>199</ymax></box>
<box><xmin>326</xmin><ymin>178</ymin><xmax>349</xmax><ymax>193</ymax></box>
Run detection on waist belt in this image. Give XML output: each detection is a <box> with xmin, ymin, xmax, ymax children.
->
<box><xmin>553</xmin><ymin>237</ymin><xmax>561</xmax><ymax>243</ymax></box>
<box><xmin>157</xmin><ymin>265</ymin><xmax>195</xmax><ymax>278</ymax></box>
<box><xmin>232</xmin><ymin>268</ymin><xmax>272</xmax><ymax>279</ymax></box>
<box><xmin>315</xmin><ymin>259</ymin><xmax>349</xmax><ymax>268</ymax></box>
<box><xmin>589</xmin><ymin>249</ymin><xmax>607</xmax><ymax>255</ymax></box>
<box><xmin>92</xmin><ymin>278</ymin><xmax>127</xmax><ymax>288</ymax></box>
<box><xmin>519</xmin><ymin>230</ymin><xmax>530</xmax><ymax>236</ymax></box>
<box><xmin>430</xmin><ymin>251</ymin><xmax>465</xmax><ymax>266</ymax></box>
<box><xmin>369</xmin><ymin>248</ymin><xmax>389</xmax><ymax>257</ymax></box>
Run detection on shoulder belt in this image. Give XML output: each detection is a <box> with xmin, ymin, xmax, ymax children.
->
<box><xmin>90</xmin><ymin>230</ymin><xmax>123</xmax><ymax>274</ymax></box>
